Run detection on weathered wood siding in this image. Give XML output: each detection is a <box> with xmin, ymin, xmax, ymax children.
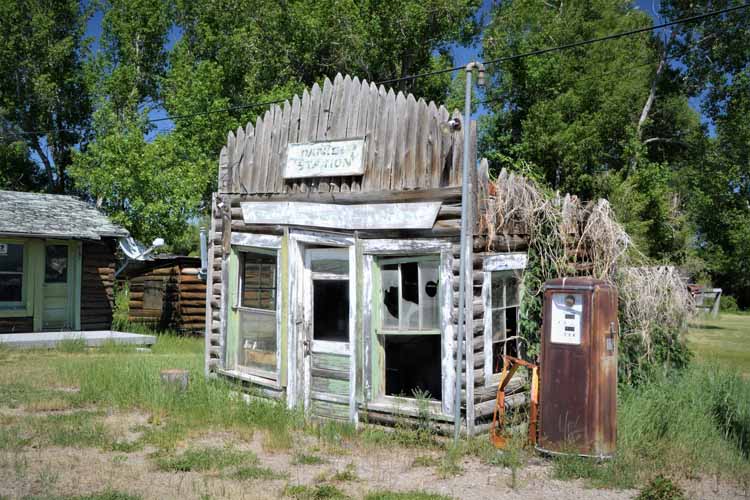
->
<box><xmin>219</xmin><ymin>74</ymin><xmax>466</xmax><ymax>196</ymax></box>
<box><xmin>80</xmin><ymin>240</ymin><xmax>117</xmax><ymax>331</ymax></box>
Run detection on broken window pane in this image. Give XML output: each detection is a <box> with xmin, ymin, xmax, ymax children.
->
<box><xmin>381</xmin><ymin>264</ymin><xmax>399</xmax><ymax>329</ymax></box>
<box><xmin>401</xmin><ymin>262</ymin><xmax>419</xmax><ymax>330</ymax></box>
<box><xmin>420</xmin><ymin>261</ymin><xmax>439</xmax><ymax>330</ymax></box>
<box><xmin>385</xmin><ymin>334</ymin><xmax>442</xmax><ymax>400</ymax></box>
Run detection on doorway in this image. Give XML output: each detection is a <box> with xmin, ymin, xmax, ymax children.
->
<box><xmin>42</xmin><ymin>242</ymin><xmax>77</xmax><ymax>331</ymax></box>
<box><xmin>302</xmin><ymin>247</ymin><xmax>356</xmax><ymax>422</ymax></box>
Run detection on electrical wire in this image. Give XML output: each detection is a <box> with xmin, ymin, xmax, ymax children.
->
<box><xmin>2</xmin><ymin>2</ymin><xmax>747</xmax><ymax>140</ymax></box>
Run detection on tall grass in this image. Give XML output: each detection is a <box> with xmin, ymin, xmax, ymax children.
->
<box><xmin>53</xmin><ymin>334</ymin><xmax>302</xmax><ymax>451</ymax></box>
<box><xmin>554</xmin><ymin>364</ymin><xmax>750</xmax><ymax>488</ymax></box>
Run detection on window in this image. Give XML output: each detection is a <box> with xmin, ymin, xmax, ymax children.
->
<box><xmin>489</xmin><ymin>270</ymin><xmax>522</xmax><ymax>373</ymax></box>
<box><xmin>237</xmin><ymin>250</ymin><xmax>278</xmax><ymax>375</ymax></box>
<box><xmin>0</xmin><ymin>243</ymin><xmax>24</xmax><ymax>305</ymax></box>
<box><xmin>380</xmin><ymin>258</ymin><xmax>439</xmax><ymax>332</ymax></box>
<box><xmin>45</xmin><ymin>245</ymin><xmax>68</xmax><ymax>283</ymax></box>
<box><xmin>379</xmin><ymin>256</ymin><xmax>441</xmax><ymax>400</ymax></box>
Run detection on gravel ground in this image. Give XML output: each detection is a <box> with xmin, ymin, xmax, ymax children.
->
<box><xmin>0</xmin><ymin>410</ymin><xmax>746</xmax><ymax>500</ymax></box>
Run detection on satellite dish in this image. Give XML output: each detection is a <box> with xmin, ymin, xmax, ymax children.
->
<box><xmin>118</xmin><ymin>237</ymin><xmax>152</xmax><ymax>261</ymax></box>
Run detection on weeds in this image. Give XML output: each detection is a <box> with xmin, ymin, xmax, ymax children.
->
<box><xmin>230</xmin><ymin>464</ymin><xmax>287</xmax><ymax>480</ymax></box>
<box><xmin>636</xmin><ymin>475</ymin><xmax>686</xmax><ymax>500</ymax></box>
<box><xmin>283</xmin><ymin>484</ymin><xmax>349</xmax><ymax>499</ymax></box>
<box><xmin>292</xmin><ymin>452</ymin><xmax>327</xmax><ymax>465</ymax></box>
<box><xmin>153</xmin><ymin>447</ymin><xmax>255</xmax><ymax>472</ymax></box>
<box><xmin>411</xmin><ymin>455</ymin><xmax>440</xmax><ymax>467</ymax></box>
<box><xmin>364</xmin><ymin>491</ymin><xmax>453</xmax><ymax>500</ymax></box>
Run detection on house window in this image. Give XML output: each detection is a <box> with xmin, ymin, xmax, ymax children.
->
<box><xmin>237</xmin><ymin>250</ymin><xmax>277</xmax><ymax>375</ymax></box>
<box><xmin>44</xmin><ymin>245</ymin><xmax>68</xmax><ymax>283</ymax></box>
<box><xmin>379</xmin><ymin>256</ymin><xmax>441</xmax><ymax>400</ymax></box>
<box><xmin>0</xmin><ymin>243</ymin><xmax>24</xmax><ymax>305</ymax></box>
<box><xmin>489</xmin><ymin>270</ymin><xmax>522</xmax><ymax>373</ymax></box>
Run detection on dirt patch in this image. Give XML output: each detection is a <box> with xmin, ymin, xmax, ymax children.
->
<box><xmin>1</xmin><ymin>415</ymin><xmax>747</xmax><ymax>499</ymax></box>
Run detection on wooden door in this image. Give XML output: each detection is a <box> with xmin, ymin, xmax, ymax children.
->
<box><xmin>42</xmin><ymin>243</ymin><xmax>75</xmax><ymax>330</ymax></box>
<box><xmin>303</xmin><ymin>248</ymin><xmax>356</xmax><ymax>422</ymax></box>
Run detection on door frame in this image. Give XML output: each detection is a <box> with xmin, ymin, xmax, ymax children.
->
<box><xmin>288</xmin><ymin>229</ymin><xmax>357</xmax><ymax>423</ymax></box>
<box><xmin>36</xmin><ymin>239</ymin><xmax>81</xmax><ymax>332</ymax></box>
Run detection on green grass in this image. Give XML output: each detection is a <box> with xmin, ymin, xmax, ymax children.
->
<box><xmin>230</xmin><ymin>464</ymin><xmax>287</xmax><ymax>480</ymax></box>
<box><xmin>364</xmin><ymin>491</ymin><xmax>454</xmax><ymax>500</ymax></box>
<box><xmin>283</xmin><ymin>484</ymin><xmax>350</xmax><ymax>499</ymax></box>
<box><xmin>687</xmin><ymin>312</ymin><xmax>750</xmax><ymax>378</ymax></box>
<box><xmin>553</xmin><ymin>363</ymin><xmax>750</xmax><ymax>489</ymax></box>
<box><xmin>292</xmin><ymin>452</ymin><xmax>327</xmax><ymax>465</ymax></box>
<box><xmin>153</xmin><ymin>446</ymin><xmax>256</xmax><ymax>472</ymax></box>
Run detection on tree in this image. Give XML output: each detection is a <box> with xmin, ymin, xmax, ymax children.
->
<box><xmin>0</xmin><ymin>0</ymin><xmax>91</xmax><ymax>192</ymax></box>
<box><xmin>72</xmin><ymin>0</ymin><xmax>481</xmax><ymax>252</ymax></box>
<box><xmin>480</xmin><ymin>0</ymin><xmax>702</xmax><ymax>262</ymax></box>
<box><xmin>660</xmin><ymin>0</ymin><xmax>750</xmax><ymax>306</ymax></box>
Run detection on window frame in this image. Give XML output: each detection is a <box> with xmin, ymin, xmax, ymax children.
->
<box><xmin>0</xmin><ymin>240</ymin><xmax>30</xmax><ymax>315</ymax></box>
<box><xmin>376</xmin><ymin>255</ymin><xmax>441</xmax><ymax>336</ymax></box>
<box><xmin>483</xmin><ymin>253</ymin><xmax>527</xmax><ymax>387</ymax></box>
<box><xmin>231</xmin><ymin>244</ymin><xmax>282</xmax><ymax>383</ymax></box>
<box><xmin>362</xmin><ymin>238</ymin><xmax>454</xmax><ymax>416</ymax></box>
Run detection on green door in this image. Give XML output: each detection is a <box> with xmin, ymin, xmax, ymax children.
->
<box><xmin>42</xmin><ymin>243</ymin><xmax>75</xmax><ymax>330</ymax></box>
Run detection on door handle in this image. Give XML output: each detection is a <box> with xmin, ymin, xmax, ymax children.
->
<box><xmin>302</xmin><ymin>339</ymin><xmax>311</xmax><ymax>357</ymax></box>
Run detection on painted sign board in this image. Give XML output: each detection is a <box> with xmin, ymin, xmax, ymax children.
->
<box><xmin>550</xmin><ymin>292</ymin><xmax>583</xmax><ymax>345</ymax></box>
<box><xmin>240</xmin><ymin>201</ymin><xmax>441</xmax><ymax>230</ymax></box>
<box><xmin>0</xmin><ymin>243</ymin><xmax>6</xmax><ymax>256</ymax></box>
<box><xmin>284</xmin><ymin>139</ymin><xmax>366</xmax><ymax>179</ymax></box>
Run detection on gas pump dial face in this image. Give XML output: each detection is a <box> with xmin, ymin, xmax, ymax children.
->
<box><xmin>550</xmin><ymin>292</ymin><xmax>583</xmax><ymax>345</ymax></box>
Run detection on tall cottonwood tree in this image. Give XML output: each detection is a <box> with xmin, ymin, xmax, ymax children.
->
<box><xmin>72</xmin><ymin>0</ymin><xmax>481</xmax><ymax>253</ymax></box>
<box><xmin>0</xmin><ymin>0</ymin><xmax>91</xmax><ymax>192</ymax></box>
<box><xmin>480</xmin><ymin>0</ymin><xmax>703</xmax><ymax>262</ymax></box>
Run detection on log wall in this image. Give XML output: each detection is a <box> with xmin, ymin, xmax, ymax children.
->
<box><xmin>126</xmin><ymin>259</ymin><xmax>206</xmax><ymax>334</ymax></box>
<box><xmin>81</xmin><ymin>240</ymin><xmax>117</xmax><ymax>331</ymax></box>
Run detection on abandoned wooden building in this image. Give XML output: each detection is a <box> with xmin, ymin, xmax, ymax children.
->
<box><xmin>205</xmin><ymin>74</ymin><xmax>528</xmax><ymax>435</ymax></box>
<box><xmin>0</xmin><ymin>190</ymin><xmax>128</xmax><ymax>333</ymax></box>
<box><xmin>121</xmin><ymin>255</ymin><xmax>206</xmax><ymax>334</ymax></box>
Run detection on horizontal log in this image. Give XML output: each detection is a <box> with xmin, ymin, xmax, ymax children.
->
<box><xmin>180</xmin><ymin>292</ymin><xmax>206</xmax><ymax>299</ymax></box>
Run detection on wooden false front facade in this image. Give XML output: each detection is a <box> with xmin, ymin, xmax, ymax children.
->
<box><xmin>122</xmin><ymin>256</ymin><xmax>206</xmax><ymax>334</ymax></box>
<box><xmin>206</xmin><ymin>74</ymin><xmax>528</xmax><ymax>435</ymax></box>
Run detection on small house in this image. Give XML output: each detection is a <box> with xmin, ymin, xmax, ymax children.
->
<box><xmin>121</xmin><ymin>255</ymin><xmax>206</xmax><ymax>334</ymax></box>
<box><xmin>205</xmin><ymin>74</ymin><xmax>528</xmax><ymax>435</ymax></box>
<box><xmin>0</xmin><ymin>190</ymin><xmax>128</xmax><ymax>333</ymax></box>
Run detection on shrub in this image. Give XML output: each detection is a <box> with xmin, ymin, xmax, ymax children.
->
<box><xmin>636</xmin><ymin>475</ymin><xmax>685</xmax><ymax>500</ymax></box>
<box><xmin>720</xmin><ymin>295</ymin><xmax>739</xmax><ymax>313</ymax></box>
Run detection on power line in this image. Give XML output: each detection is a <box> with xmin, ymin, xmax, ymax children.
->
<box><xmin>2</xmin><ymin>3</ymin><xmax>747</xmax><ymax>140</ymax></box>
<box><xmin>375</xmin><ymin>3</ymin><xmax>750</xmax><ymax>86</ymax></box>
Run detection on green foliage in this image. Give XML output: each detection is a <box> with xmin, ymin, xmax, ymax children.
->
<box><xmin>618</xmin><ymin>325</ymin><xmax>692</xmax><ymax>388</ymax></box>
<box><xmin>292</xmin><ymin>452</ymin><xmax>327</xmax><ymax>465</ymax></box>
<box><xmin>636</xmin><ymin>476</ymin><xmax>685</xmax><ymax>500</ymax></box>
<box><xmin>283</xmin><ymin>484</ymin><xmax>350</xmax><ymax>500</ymax></box>
<box><xmin>0</xmin><ymin>0</ymin><xmax>92</xmax><ymax>192</ymax></box>
<box><xmin>153</xmin><ymin>446</ymin><xmax>255</xmax><ymax>472</ymax></box>
<box><xmin>720</xmin><ymin>295</ymin><xmax>740</xmax><ymax>313</ymax></box>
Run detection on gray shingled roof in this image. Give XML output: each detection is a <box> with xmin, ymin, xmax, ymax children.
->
<box><xmin>0</xmin><ymin>190</ymin><xmax>128</xmax><ymax>240</ymax></box>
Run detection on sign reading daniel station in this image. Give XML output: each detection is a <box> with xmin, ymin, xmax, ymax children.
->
<box><xmin>283</xmin><ymin>138</ymin><xmax>365</xmax><ymax>179</ymax></box>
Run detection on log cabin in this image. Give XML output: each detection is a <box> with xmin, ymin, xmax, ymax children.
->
<box><xmin>121</xmin><ymin>255</ymin><xmax>207</xmax><ymax>334</ymax></box>
<box><xmin>205</xmin><ymin>74</ymin><xmax>529</xmax><ymax>435</ymax></box>
<box><xmin>0</xmin><ymin>190</ymin><xmax>128</xmax><ymax>333</ymax></box>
